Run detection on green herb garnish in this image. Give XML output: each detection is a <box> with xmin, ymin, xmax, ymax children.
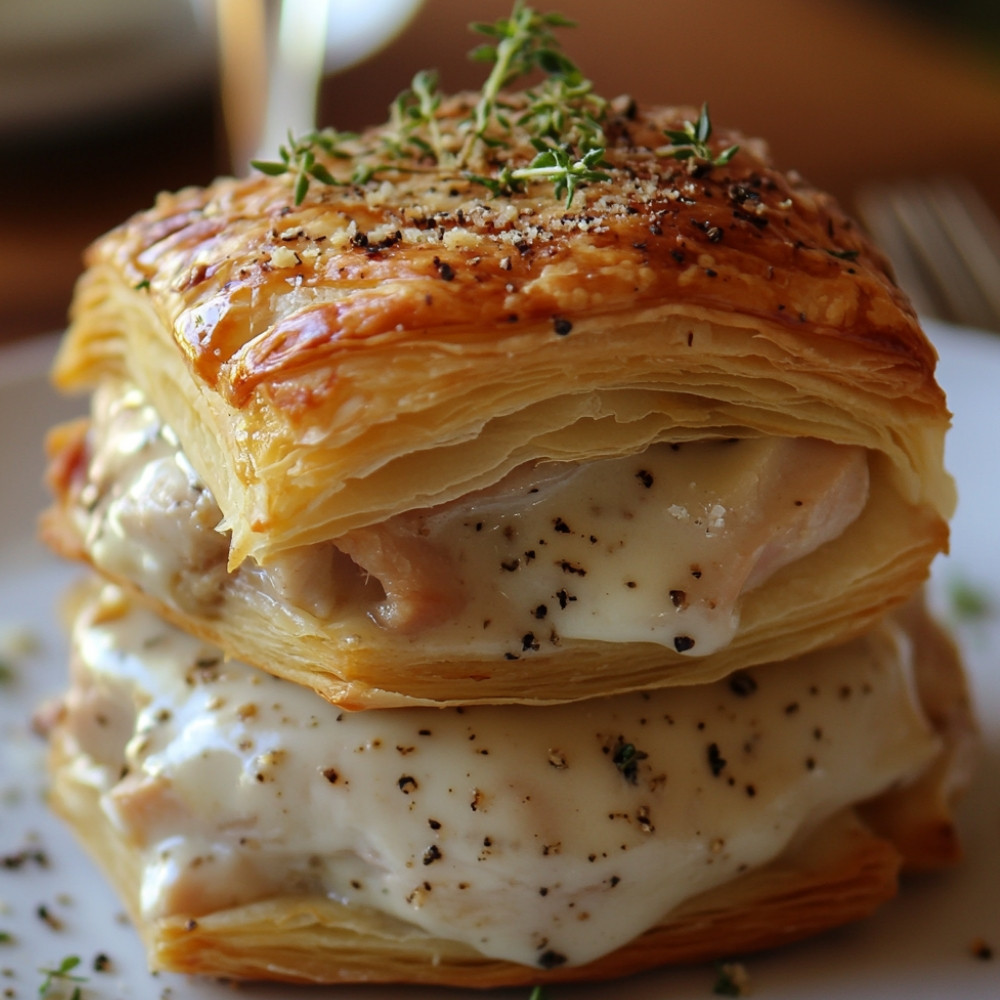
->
<box><xmin>611</xmin><ymin>737</ymin><xmax>648</xmax><ymax>784</ymax></box>
<box><xmin>528</xmin><ymin>987</ymin><xmax>550</xmax><ymax>1000</ymax></box>
<box><xmin>0</xmin><ymin>626</ymin><xmax>37</xmax><ymax>683</ymax></box>
<box><xmin>518</xmin><ymin>70</ymin><xmax>606</xmax><ymax>152</ymax></box>
<box><xmin>252</xmin><ymin>1</ymin><xmax>609</xmax><ymax>207</ymax></box>
<box><xmin>460</xmin><ymin>2</ymin><xmax>592</xmax><ymax>164</ymax></box>
<box><xmin>467</xmin><ymin>140</ymin><xmax>610</xmax><ymax>207</ymax></box>
<box><xmin>948</xmin><ymin>576</ymin><xmax>993</xmax><ymax>622</ymax></box>
<box><xmin>386</xmin><ymin>68</ymin><xmax>447</xmax><ymax>162</ymax></box>
<box><xmin>660</xmin><ymin>103</ymin><xmax>739</xmax><ymax>168</ymax></box>
<box><xmin>38</xmin><ymin>955</ymin><xmax>87</xmax><ymax>997</ymax></box>
<box><xmin>251</xmin><ymin>128</ymin><xmax>354</xmax><ymax>205</ymax></box>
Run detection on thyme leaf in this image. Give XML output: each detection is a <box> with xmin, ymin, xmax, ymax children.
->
<box><xmin>611</xmin><ymin>736</ymin><xmax>648</xmax><ymax>784</ymax></box>
<box><xmin>38</xmin><ymin>955</ymin><xmax>87</xmax><ymax>997</ymax></box>
<box><xmin>517</xmin><ymin>70</ymin><xmax>606</xmax><ymax>153</ymax></box>
<box><xmin>522</xmin><ymin>140</ymin><xmax>610</xmax><ymax>204</ymax></box>
<box><xmin>466</xmin><ymin>141</ymin><xmax>609</xmax><ymax>206</ymax></box>
<box><xmin>659</xmin><ymin>103</ymin><xmax>739</xmax><ymax>168</ymax></box>
<box><xmin>249</xmin><ymin>128</ymin><xmax>355</xmax><ymax>206</ymax></box>
<box><xmin>386</xmin><ymin>69</ymin><xmax>447</xmax><ymax>162</ymax></box>
<box><xmin>948</xmin><ymin>576</ymin><xmax>993</xmax><ymax>621</ymax></box>
<box><xmin>463</xmin><ymin>164</ymin><xmax>526</xmax><ymax>200</ymax></box>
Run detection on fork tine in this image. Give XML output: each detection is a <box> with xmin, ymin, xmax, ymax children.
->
<box><xmin>886</xmin><ymin>180</ymin><xmax>995</xmax><ymax>331</ymax></box>
<box><xmin>924</xmin><ymin>177</ymin><xmax>1000</xmax><ymax>329</ymax></box>
<box><xmin>855</xmin><ymin>182</ymin><xmax>941</xmax><ymax>319</ymax></box>
<box><xmin>856</xmin><ymin>178</ymin><xmax>1000</xmax><ymax>333</ymax></box>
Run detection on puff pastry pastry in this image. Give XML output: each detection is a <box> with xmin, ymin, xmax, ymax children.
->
<box><xmin>45</xmin><ymin>98</ymin><xmax>954</xmax><ymax>707</ymax></box>
<box><xmin>41</xmin><ymin>76</ymin><xmax>975</xmax><ymax>987</ymax></box>
<box><xmin>44</xmin><ymin>584</ymin><xmax>972</xmax><ymax>986</ymax></box>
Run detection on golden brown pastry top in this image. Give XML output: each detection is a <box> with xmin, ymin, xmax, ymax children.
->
<box><xmin>56</xmin><ymin>94</ymin><xmax>952</xmax><ymax>566</ymax></box>
<box><xmin>72</xmin><ymin>95</ymin><xmax>932</xmax><ymax>407</ymax></box>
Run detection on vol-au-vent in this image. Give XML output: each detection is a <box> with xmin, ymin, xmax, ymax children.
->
<box><xmin>39</xmin><ymin>0</ymin><xmax>972</xmax><ymax>988</ymax></box>
<box><xmin>46</xmin><ymin>87</ymin><xmax>953</xmax><ymax>705</ymax></box>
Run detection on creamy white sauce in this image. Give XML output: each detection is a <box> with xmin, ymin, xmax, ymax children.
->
<box><xmin>402</xmin><ymin>435</ymin><xmax>868</xmax><ymax>656</ymax></box>
<box><xmin>75</xmin><ymin>384</ymin><xmax>869</xmax><ymax>661</ymax></box>
<box><xmin>64</xmin><ymin>587</ymin><xmax>938</xmax><ymax>969</ymax></box>
<box><xmin>80</xmin><ymin>385</ymin><xmax>230</xmax><ymax>614</ymax></box>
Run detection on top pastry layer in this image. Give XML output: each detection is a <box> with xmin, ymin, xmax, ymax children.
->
<box><xmin>53</xmin><ymin>95</ymin><xmax>952</xmax><ymax>568</ymax></box>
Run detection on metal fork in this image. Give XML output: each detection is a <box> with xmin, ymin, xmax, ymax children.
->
<box><xmin>855</xmin><ymin>176</ymin><xmax>1000</xmax><ymax>333</ymax></box>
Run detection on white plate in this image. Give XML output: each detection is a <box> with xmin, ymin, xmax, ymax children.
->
<box><xmin>1</xmin><ymin>324</ymin><xmax>998</xmax><ymax>999</ymax></box>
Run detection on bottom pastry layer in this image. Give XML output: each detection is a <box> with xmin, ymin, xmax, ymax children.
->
<box><xmin>43</xmin><ymin>582</ymin><xmax>973</xmax><ymax>985</ymax></box>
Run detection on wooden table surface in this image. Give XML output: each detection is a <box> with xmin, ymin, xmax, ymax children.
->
<box><xmin>2</xmin><ymin>0</ymin><xmax>998</xmax><ymax>348</ymax></box>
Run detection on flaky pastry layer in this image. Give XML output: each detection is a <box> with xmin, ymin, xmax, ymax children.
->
<box><xmin>45</xmin><ymin>587</ymin><xmax>973</xmax><ymax>986</ymax></box>
<box><xmin>53</xmin><ymin>97</ymin><xmax>953</xmax><ymax>572</ymax></box>
<box><xmin>43</xmin><ymin>424</ymin><xmax>944</xmax><ymax>707</ymax></box>
<box><xmin>49</xmin><ymin>777</ymin><xmax>903</xmax><ymax>987</ymax></box>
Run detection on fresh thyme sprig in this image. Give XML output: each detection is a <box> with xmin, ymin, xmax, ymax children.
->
<box><xmin>468</xmin><ymin>140</ymin><xmax>609</xmax><ymax>207</ymax></box>
<box><xmin>251</xmin><ymin>129</ymin><xmax>354</xmax><ymax>205</ymax></box>
<box><xmin>251</xmin><ymin>2</ymin><xmax>610</xmax><ymax>207</ymax></box>
<box><xmin>659</xmin><ymin>103</ymin><xmax>739</xmax><ymax>168</ymax></box>
<box><xmin>518</xmin><ymin>70</ymin><xmax>606</xmax><ymax>153</ymax></box>
<box><xmin>460</xmin><ymin>1</ymin><xmax>583</xmax><ymax>164</ymax></box>
<box><xmin>386</xmin><ymin>69</ymin><xmax>448</xmax><ymax>161</ymax></box>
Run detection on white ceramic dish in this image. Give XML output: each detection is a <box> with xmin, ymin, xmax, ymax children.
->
<box><xmin>1</xmin><ymin>323</ymin><xmax>997</xmax><ymax>999</ymax></box>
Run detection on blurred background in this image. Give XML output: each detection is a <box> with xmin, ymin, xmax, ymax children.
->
<box><xmin>2</xmin><ymin>0</ymin><xmax>999</xmax><ymax>345</ymax></box>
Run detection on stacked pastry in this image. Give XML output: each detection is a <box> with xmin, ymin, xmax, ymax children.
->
<box><xmin>40</xmin><ymin>92</ymin><xmax>974</xmax><ymax>987</ymax></box>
